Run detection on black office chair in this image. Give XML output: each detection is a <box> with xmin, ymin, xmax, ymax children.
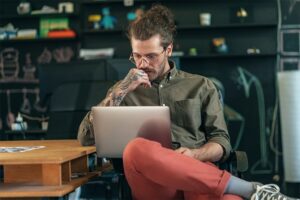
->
<box><xmin>210</xmin><ymin>77</ymin><xmax>248</xmax><ymax>178</ymax></box>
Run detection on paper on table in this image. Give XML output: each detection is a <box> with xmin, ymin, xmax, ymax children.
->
<box><xmin>0</xmin><ymin>146</ymin><xmax>45</xmax><ymax>153</ymax></box>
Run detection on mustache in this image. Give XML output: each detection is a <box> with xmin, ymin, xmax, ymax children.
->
<box><xmin>141</xmin><ymin>67</ymin><xmax>154</xmax><ymax>72</ymax></box>
<box><xmin>141</xmin><ymin>68</ymin><xmax>153</xmax><ymax>73</ymax></box>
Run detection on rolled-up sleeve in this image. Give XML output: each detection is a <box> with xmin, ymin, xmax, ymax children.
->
<box><xmin>202</xmin><ymin>80</ymin><xmax>232</xmax><ymax>161</ymax></box>
<box><xmin>77</xmin><ymin>111</ymin><xmax>95</xmax><ymax>146</ymax></box>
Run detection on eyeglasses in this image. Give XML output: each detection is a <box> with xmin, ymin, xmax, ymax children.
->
<box><xmin>129</xmin><ymin>49</ymin><xmax>166</xmax><ymax>65</ymax></box>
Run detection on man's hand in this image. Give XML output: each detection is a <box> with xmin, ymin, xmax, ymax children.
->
<box><xmin>119</xmin><ymin>68</ymin><xmax>151</xmax><ymax>93</ymax></box>
<box><xmin>99</xmin><ymin>68</ymin><xmax>151</xmax><ymax>107</ymax></box>
<box><xmin>175</xmin><ymin>142</ymin><xmax>224</xmax><ymax>162</ymax></box>
<box><xmin>175</xmin><ymin>147</ymin><xmax>195</xmax><ymax>158</ymax></box>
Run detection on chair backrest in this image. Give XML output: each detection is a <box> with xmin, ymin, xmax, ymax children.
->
<box><xmin>46</xmin><ymin>81</ymin><xmax>115</xmax><ymax>139</ymax></box>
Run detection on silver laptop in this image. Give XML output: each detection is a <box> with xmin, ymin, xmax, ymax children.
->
<box><xmin>92</xmin><ymin>106</ymin><xmax>171</xmax><ymax>158</ymax></box>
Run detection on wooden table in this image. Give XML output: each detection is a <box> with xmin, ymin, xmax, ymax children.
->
<box><xmin>0</xmin><ymin>140</ymin><xmax>98</xmax><ymax>198</ymax></box>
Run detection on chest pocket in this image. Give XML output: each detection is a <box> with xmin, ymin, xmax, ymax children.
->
<box><xmin>171</xmin><ymin>99</ymin><xmax>201</xmax><ymax>132</ymax></box>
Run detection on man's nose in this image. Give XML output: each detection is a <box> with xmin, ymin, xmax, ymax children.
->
<box><xmin>137</xmin><ymin>58</ymin><xmax>148</xmax><ymax>69</ymax></box>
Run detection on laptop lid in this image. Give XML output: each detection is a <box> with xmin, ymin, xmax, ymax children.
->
<box><xmin>92</xmin><ymin>106</ymin><xmax>171</xmax><ymax>158</ymax></box>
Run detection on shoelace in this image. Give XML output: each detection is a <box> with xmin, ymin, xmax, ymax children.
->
<box><xmin>252</xmin><ymin>184</ymin><xmax>287</xmax><ymax>200</ymax></box>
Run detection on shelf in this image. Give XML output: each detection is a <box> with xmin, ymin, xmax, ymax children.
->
<box><xmin>179</xmin><ymin>53</ymin><xmax>276</xmax><ymax>59</ymax></box>
<box><xmin>3</xmin><ymin>130</ymin><xmax>47</xmax><ymax>141</ymax></box>
<box><xmin>81</xmin><ymin>0</ymin><xmax>273</xmax><ymax>4</ymax></box>
<box><xmin>81</xmin><ymin>0</ymin><xmax>154</xmax><ymax>4</ymax></box>
<box><xmin>4</xmin><ymin>129</ymin><xmax>47</xmax><ymax>134</ymax></box>
<box><xmin>0</xmin><ymin>37</ymin><xmax>79</xmax><ymax>44</ymax></box>
<box><xmin>0</xmin><ymin>13</ymin><xmax>78</xmax><ymax>20</ymax></box>
<box><xmin>83</xmin><ymin>29</ymin><xmax>124</xmax><ymax>34</ymax></box>
<box><xmin>178</xmin><ymin>23</ymin><xmax>277</xmax><ymax>30</ymax></box>
<box><xmin>0</xmin><ymin>79</ymin><xmax>39</xmax><ymax>84</ymax></box>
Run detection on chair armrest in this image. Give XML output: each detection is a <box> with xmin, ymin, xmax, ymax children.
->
<box><xmin>232</xmin><ymin>151</ymin><xmax>248</xmax><ymax>173</ymax></box>
<box><xmin>218</xmin><ymin>150</ymin><xmax>248</xmax><ymax>177</ymax></box>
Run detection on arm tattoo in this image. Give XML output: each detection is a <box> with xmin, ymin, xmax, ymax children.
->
<box><xmin>111</xmin><ymin>90</ymin><xmax>127</xmax><ymax>106</ymax></box>
<box><xmin>99</xmin><ymin>89</ymin><xmax>126</xmax><ymax>107</ymax></box>
<box><xmin>99</xmin><ymin>96</ymin><xmax>111</xmax><ymax>106</ymax></box>
<box><xmin>119</xmin><ymin>79</ymin><xmax>130</xmax><ymax>90</ymax></box>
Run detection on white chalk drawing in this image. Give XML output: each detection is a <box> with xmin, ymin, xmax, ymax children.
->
<box><xmin>6</xmin><ymin>90</ymin><xmax>15</xmax><ymax>128</ymax></box>
<box><xmin>20</xmin><ymin>88</ymin><xmax>32</xmax><ymax>114</ymax></box>
<box><xmin>53</xmin><ymin>47</ymin><xmax>74</xmax><ymax>63</ymax></box>
<box><xmin>37</xmin><ymin>47</ymin><xmax>52</xmax><ymax>64</ymax></box>
<box><xmin>34</xmin><ymin>88</ymin><xmax>47</xmax><ymax>113</ymax></box>
<box><xmin>23</xmin><ymin>53</ymin><xmax>36</xmax><ymax>80</ymax></box>
<box><xmin>287</xmin><ymin>0</ymin><xmax>300</xmax><ymax>14</ymax></box>
<box><xmin>233</xmin><ymin>67</ymin><xmax>273</xmax><ymax>175</ymax></box>
<box><xmin>0</xmin><ymin>48</ymin><xmax>19</xmax><ymax>80</ymax></box>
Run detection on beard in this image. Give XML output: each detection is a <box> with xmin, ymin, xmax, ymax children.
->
<box><xmin>144</xmin><ymin>59</ymin><xmax>167</xmax><ymax>81</ymax></box>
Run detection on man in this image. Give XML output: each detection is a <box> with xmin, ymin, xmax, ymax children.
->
<box><xmin>78</xmin><ymin>4</ymin><xmax>298</xmax><ymax>200</ymax></box>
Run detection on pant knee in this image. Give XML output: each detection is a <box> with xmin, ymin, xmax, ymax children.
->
<box><xmin>123</xmin><ymin>138</ymin><xmax>145</xmax><ymax>167</ymax></box>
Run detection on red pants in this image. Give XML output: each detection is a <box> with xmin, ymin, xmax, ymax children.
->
<box><xmin>123</xmin><ymin>138</ymin><xmax>242</xmax><ymax>200</ymax></box>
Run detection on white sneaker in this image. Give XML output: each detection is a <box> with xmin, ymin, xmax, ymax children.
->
<box><xmin>251</xmin><ymin>184</ymin><xmax>300</xmax><ymax>200</ymax></box>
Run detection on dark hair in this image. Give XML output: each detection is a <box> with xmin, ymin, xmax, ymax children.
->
<box><xmin>127</xmin><ymin>4</ymin><xmax>176</xmax><ymax>48</ymax></box>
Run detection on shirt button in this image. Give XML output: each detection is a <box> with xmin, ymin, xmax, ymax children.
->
<box><xmin>160</xmin><ymin>84</ymin><xmax>163</xmax><ymax>88</ymax></box>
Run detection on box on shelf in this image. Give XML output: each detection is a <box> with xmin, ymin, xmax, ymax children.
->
<box><xmin>47</xmin><ymin>29</ymin><xmax>76</xmax><ymax>38</ymax></box>
<box><xmin>39</xmin><ymin>18</ymin><xmax>69</xmax><ymax>38</ymax></box>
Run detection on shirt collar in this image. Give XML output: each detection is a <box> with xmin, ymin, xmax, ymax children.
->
<box><xmin>152</xmin><ymin>60</ymin><xmax>178</xmax><ymax>84</ymax></box>
<box><xmin>168</xmin><ymin>60</ymin><xmax>178</xmax><ymax>80</ymax></box>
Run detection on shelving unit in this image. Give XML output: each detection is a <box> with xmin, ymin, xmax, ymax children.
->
<box><xmin>0</xmin><ymin>0</ymin><xmax>80</xmax><ymax>138</ymax></box>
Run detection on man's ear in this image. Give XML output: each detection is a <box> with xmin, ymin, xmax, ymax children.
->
<box><xmin>166</xmin><ymin>43</ymin><xmax>173</xmax><ymax>57</ymax></box>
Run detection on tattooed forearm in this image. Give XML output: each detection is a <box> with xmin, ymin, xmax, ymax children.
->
<box><xmin>111</xmin><ymin>90</ymin><xmax>127</xmax><ymax>106</ymax></box>
<box><xmin>99</xmin><ymin>87</ymin><xmax>127</xmax><ymax>107</ymax></box>
<box><xmin>99</xmin><ymin>95</ymin><xmax>111</xmax><ymax>106</ymax></box>
<box><xmin>119</xmin><ymin>79</ymin><xmax>130</xmax><ymax>90</ymax></box>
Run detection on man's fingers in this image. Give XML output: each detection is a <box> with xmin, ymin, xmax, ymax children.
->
<box><xmin>143</xmin><ymin>82</ymin><xmax>151</xmax><ymax>88</ymax></box>
<box><xmin>125</xmin><ymin>69</ymin><xmax>151</xmax><ymax>89</ymax></box>
<box><xmin>175</xmin><ymin>147</ymin><xmax>187</xmax><ymax>154</ymax></box>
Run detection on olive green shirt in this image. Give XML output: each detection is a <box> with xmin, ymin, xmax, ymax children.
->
<box><xmin>78</xmin><ymin>61</ymin><xmax>232</xmax><ymax>160</ymax></box>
